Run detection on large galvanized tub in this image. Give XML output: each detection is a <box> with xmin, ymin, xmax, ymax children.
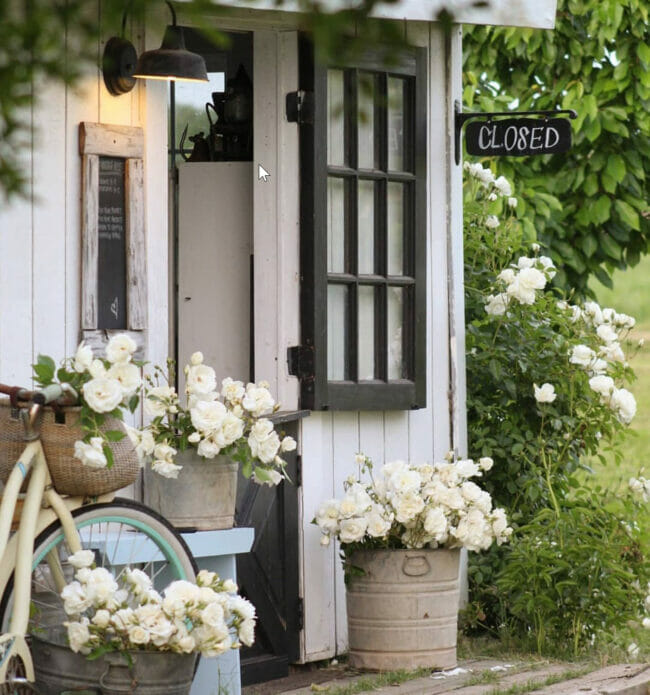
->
<box><xmin>32</xmin><ymin>632</ymin><xmax>197</xmax><ymax>695</ymax></box>
<box><xmin>345</xmin><ymin>548</ymin><xmax>461</xmax><ymax>670</ymax></box>
<box><xmin>144</xmin><ymin>451</ymin><xmax>238</xmax><ymax>530</ymax></box>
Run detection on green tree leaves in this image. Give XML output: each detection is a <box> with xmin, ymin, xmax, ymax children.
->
<box><xmin>463</xmin><ymin>0</ymin><xmax>650</xmax><ymax>294</ymax></box>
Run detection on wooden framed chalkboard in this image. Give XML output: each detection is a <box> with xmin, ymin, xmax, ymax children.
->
<box><xmin>80</xmin><ymin>122</ymin><xmax>147</xmax><ymax>355</ymax></box>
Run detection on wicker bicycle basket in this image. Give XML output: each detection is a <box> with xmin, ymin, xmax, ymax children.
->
<box><xmin>0</xmin><ymin>398</ymin><xmax>139</xmax><ymax>497</ymax></box>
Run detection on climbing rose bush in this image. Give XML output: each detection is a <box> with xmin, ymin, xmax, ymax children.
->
<box><xmin>314</xmin><ymin>454</ymin><xmax>511</xmax><ymax>556</ymax></box>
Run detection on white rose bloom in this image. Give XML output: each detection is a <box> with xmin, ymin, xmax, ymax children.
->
<box><xmin>338</xmin><ymin>517</ymin><xmax>369</xmax><ymax>543</ymax></box>
<box><xmin>596</xmin><ymin>324</ymin><xmax>619</xmax><ymax>345</ymax></box>
<box><xmin>455</xmin><ymin>458</ymin><xmax>481</xmax><ymax>479</ymax></box>
<box><xmin>249</xmin><ymin>429</ymin><xmax>281</xmax><ymax>464</ymax></box>
<box><xmin>610</xmin><ymin>388</ymin><xmax>636</xmax><ymax>424</ymax></box>
<box><xmin>455</xmin><ymin>508</ymin><xmax>493</xmax><ymax>552</ymax></box>
<box><xmin>602</xmin><ymin>307</ymin><xmax>615</xmax><ymax>323</ymax></box>
<box><xmin>152</xmin><ymin>460</ymin><xmax>183</xmax><ymax>478</ymax></box>
<box><xmin>88</xmin><ymin>359</ymin><xmax>107</xmax><ymax>378</ymax></box>
<box><xmin>229</xmin><ymin>595</ymin><xmax>256</xmax><ymax>621</ymax></box>
<box><xmin>144</xmin><ymin>385</ymin><xmax>177</xmax><ymax>417</ymax></box>
<box><xmin>388</xmin><ymin>468</ymin><xmax>422</xmax><ymax>494</ymax></box>
<box><xmin>569</xmin><ymin>305</ymin><xmax>582</xmax><ymax>323</ymax></box>
<box><xmin>111</xmin><ymin>607</ymin><xmax>135</xmax><ymax>631</ymax></box>
<box><xmin>153</xmin><ymin>442</ymin><xmax>176</xmax><ymax>462</ymax></box>
<box><xmin>239</xmin><ymin>618</ymin><xmax>256</xmax><ymax>646</ymax></box>
<box><xmin>393</xmin><ymin>491</ymin><xmax>425</xmax><ymax>524</ymax></box>
<box><xmin>188</xmin><ymin>431</ymin><xmax>201</xmax><ymax>444</ymax></box>
<box><xmin>506</xmin><ymin>276</ymin><xmax>536</xmax><ymax>305</ymax></box>
<box><xmin>128</xmin><ymin>427</ymin><xmax>155</xmax><ymax>464</ymax></box>
<box><xmin>197</xmin><ymin>437</ymin><xmax>221</xmax><ymax>459</ymax></box>
<box><xmin>125</xmin><ymin>568</ymin><xmax>152</xmax><ymax>597</ymax></box>
<box><xmin>201</xmin><ymin>601</ymin><xmax>226</xmax><ymax>629</ymax></box>
<box><xmin>366</xmin><ymin>509</ymin><xmax>391</xmax><ymax>537</ymax></box>
<box><xmin>128</xmin><ymin>625</ymin><xmax>151</xmax><ymax>646</ymax></box>
<box><xmin>107</xmin><ymin>362</ymin><xmax>142</xmax><ymax>397</ymax></box>
<box><xmin>66</xmin><ymin>619</ymin><xmax>92</xmax><ymax>653</ymax></box>
<box><xmin>488</xmin><ymin>192</ymin><xmax>497</xmax><ymax>201</ymax></box>
<box><xmin>190</xmin><ymin>351</ymin><xmax>204</xmax><ymax>365</ymax></box>
<box><xmin>85</xmin><ymin>567</ymin><xmax>119</xmax><ymax>606</ymax></box>
<box><xmin>280</xmin><ymin>436</ymin><xmax>297</xmax><ymax>452</ymax></box>
<box><xmin>475</xmin><ymin>165</ymin><xmax>495</xmax><ymax>185</ymax></box>
<box><xmin>320</xmin><ymin>534</ymin><xmax>331</xmax><ymax>546</ymax></box>
<box><xmin>583</xmin><ymin>301</ymin><xmax>604</xmax><ymax>326</ymax></box>
<box><xmin>599</xmin><ymin>342</ymin><xmax>625</xmax><ymax>362</ymax></box>
<box><xmin>460</xmin><ymin>481</ymin><xmax>484</xmax><ymax>503</ymax></box>
<box><xmin>588</xmin><ymin>358</ymin><xmax>608</xmax><ymax>376</ymax></box>
<box><xmin>491</xmin><ymin>508</ymin><xmax>512</xmax><ymax>543</ymax></box>
<box><xmin>507</xmin><ymin>196</ymin><xmax>518</xmax><ymax>208</ymax></box>
<box><xmin>315</xmin><ymin>499</ymin><xmax>341</xmax><ymax>533</ymax></box>
<box><xmin>221</xmin><ymin>377</ymin><xmax>246</xmax><ymax>403</ymax></box>
<box><xmin>642</xmin><ymin>617</ymin><xmax>650</xmax><ymax>630</ymax></box>
<box><xmin>219</xmin><ymin>412</ymin><xmax>245</xmax><ymax>447</ymax></box>
<box><xmin>92</xmin><ymin>609</ymin><xmax>111</xmax><ymax>628</ymax></box>
<box><xmin>478</xmin><ymin>456</ymin><xmax>494</xmax><ymax>471</ymax></box>
<box><xmin>69</xmin><ymin>549</ymin><xmax>95</xmax><ymax>569</ymax></box>
<box><xmin>517</xmin><ymin>256</ymin><xmax>536</xmax><ymax>269</ymax></box>
<box><xmin>105</xmin><ymin>333</ymin><xmax>137</xmax><ymax>364</ymax></box>
<box><xmin>518</xmin><ymin>266</ymin><xmax>547</xmax><ymax>293</ymax></box>
<box><xmin>534</xmin><ymin>383</ymin><xmax>556</xmax><ymax>404</ymax></box>
<box><xmin>423</xmin><ymin>507</ymin><xmax>448</xmax><ymax>542</ymax></box>
<box><xmin>191</xmin><ymin>399</ymin><xmax>227</xmax><ymax>434</ymax></box>
<box><xmin>249</xmin><ymin>418</ymin><xmax>274</xmax><ymax>442</ymax></box>
<box><xmin>493</xmin><ymin>175</ymin><xmax>512</xmax><ymax>196</ymax></box>
<box><xmin>61</xmin><ymin>581</ymin><xmax>91</xmax><ymax>615</ymax></box>
<box><xmin>485</xmin><ymin>215</ymin><xmax>500</xmax><ymax>229</ymax></box>
<box><xmin>186</xmin><ymin>364</ymin><xmax>217</xmax><ymax>395</ymax></box>
<box><xmin>497</xmin><ymin>268</ymin><xmax>516</xmax><ymax>285</ymax></box>
<box><xmin>589</xmin><ymin>375</ymin><xmax>614</xmax><ymax>400</ymax></box>
<box><xmin>242</xmin><ymin>385</ymin><xmax>275</xmax><ymax>417</ymax></box>
<box><xmin>531</xmin><ymin>243</ymin><xmax>541</xmax><ymax>253</ymax></box>
<box><xmin>82</xmin><ymin>377</ymin><xmax>123</xmax><ymax>413</ymax></box>
<box><xmin>73</xmin><ymin>341</ymin><xmax>94</xmax><ymax>373</ymax></box>
<box><xmin>485</xmin><ymin>293</ymin><xmax>510</xmax><ymax>316</ymax></box>
<box><xmin>569</xmin><ymin>344</ymin><xmax>595</xmax><ymax>367</ymax></box>
<box><xmin>73</xmin><ymin>438</ymin><xmax>108</xmax><ymax>469</ymax></box>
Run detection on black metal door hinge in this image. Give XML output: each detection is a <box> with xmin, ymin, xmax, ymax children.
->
<box><xmin>296</xmin><ymin>597</ymin><xmax>304</xmax><ymax>631</ymax></box>
<box><xmin>286</xmin><ymin>90</ymin><xmax>314</xmax><ymax>124</ymax></box>
<box><xmin>287</xmin><ymin>345</ymin><xmax>314</xmax><ymax>380</ymax></box>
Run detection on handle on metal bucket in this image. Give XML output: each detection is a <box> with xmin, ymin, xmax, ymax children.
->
<box><xmin>402</xmin><ymin>554</ymin><xmax>430</xmax><ymax>576</ymax></box>
<box><xmin>99</xmin><ymin>654</ymin><xmax>137</xmax><ymax>694</ymax></box>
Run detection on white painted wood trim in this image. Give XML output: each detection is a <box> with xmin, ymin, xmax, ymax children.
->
<box><xmin>126</xmin><ymin>158</ymin><xmax>147</xmax><ymax>330</ymax></box>
<box><xmin>81</xmin><ymin>153</ymin><xmax>100</xmax><ymax>330</ymax></box>
<box><xmin>79</xmin><ymin>122</ymin><xmax>145</xmax><ymax>157</ymax></box>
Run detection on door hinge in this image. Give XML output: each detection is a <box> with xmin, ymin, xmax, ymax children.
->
<box><xmin>296</xmin><ymin>597</ymin><xmax>304</xmax><ymax>631</ymax></box>
<box><xmin>287</xmin><ymin>345</ymin><xmax>315</xmax><ymax>381</ymax></box>
<box><xmin>286</xmin><ymin>90</ymin><xmax>314</xmax><ymax>124</ymax></box>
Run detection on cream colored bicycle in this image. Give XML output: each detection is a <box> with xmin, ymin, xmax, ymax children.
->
<box><xmin>0</xmin><ymin>384</ymin><xmax>197</xmax><ymax>694</ymax></box>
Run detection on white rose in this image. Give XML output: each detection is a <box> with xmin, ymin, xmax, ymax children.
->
<box><xmin>201</xmin><ymin>602</ymin><xmax>226</xmax><ymax>629</ymax></box>
<box><xmin>315</xmin><ymin>499</ymin><xmax>340</xmax><ymax>533</ymax></box>
<box><xmin>493</xmin><ymin>175</ymin><xmax>512</xmax><ymax>196</ymax></box>
<box><xmin>596</xmin><ymin>324</ymin><xmax>618</xmax><ymax>345</ymax></box>
<box><xmin>534</xmin><ymin>383</ymin><xmax>556</xmax><ymax>404</ymax></box>
<box><xmin>642</xmin><ymin>617</ymin><xmax>650</xmax><ymax>630</ymax></box>
<box><xmin>249</xmin><ymin>430</ymin><xmax>281</xmax><ymax>464</ymax></box>
<box><xmin>423</xmin><ymin>507</ymin><xmax>448</xmax><ymax>542</ymax></box>
<box><xmin>338</xmin><ymin>517</ymin><xmax>368</xmax><ymax>544</ymax></box>
<box><xmin>242</xmin><ymin>385</ymin><xmax>275</xmax><ymax>417</ymax></box>
<box><xmin>61</xmin><ymin>581</ymin><xmax>91</xmax><ymax>615</ymax></box>
<box><xmin>239</xmin><ymin>618</ymin><xmax>256</xmax><ymax>647</ymax></box>
<box><xmin>188</xmin><ymin>431</ymin><xmax>201</xmax><ymax>444</ymax></box>
<box><xmin>186</xmin><ymin>364</ymin><xmax>217</xmax><ymax>395</ymax></box>
<box><xmin>485</xmin><ymin>215</ymin><xmax>500</xmax><ymax>229</ymax></box>
<box><xmin>107</xmin><ymin>362</ymin><xmax>142</xmax><ymax>397</ymax></box>
<box><xmin>126</xmin><ymin>426</ymin><xmax>155</xmax><ymax>464</ymax></box>
<box><xmin>105</xmin><ymin>333</ymin><xmax>137</xmax><ymax>364</ymax></box>
<box><xmin>73</xmin><ymin>341</ymin><xmax>94</xmax><ymax>373</ymax></box>
<box><xmin>478</xmin><ymin>456</ymin><xmax>494</xmax><ymax>471</ymax></box>
<box><xmin>69</xmin><ymin>549</ymin><xmax>95</xmax><ymax>569</ymax></box>
<box><xmin>506</xmin><ymin>276</ymin><xmax>536</xmax><ymax>305</ymax></box>
<box><xmin>280</xmin><ymin>436</ymin><xmax>297</xmax><ymax>452</ymax></box>
<box><xmin>588</xmin><ymin>375</ymin><xmax>614</xmax><ymax>400</ymax></box>
<box><xmin>190</xmin><ymin>351</ymin><xmax>204</xmax><ymax>365</ymax></box>
<box><xmin>152</xmin><ymin>460</ymin><xmax>182</xmax><ymax>478</ymax></box>
<box><xmin>197</xmin><ymin>437</ymin><xmax>221</xmax><ymax>458</ymax></box>
<box><xmin>144</xmin><ymin>385</ymin><xmax>177</xmax><ymax>417</ymax></box>
<box><xmin>531</xmin><ymin>243</ymin><xmax>541</xmax><ymax>253</ymax></box>
<box><xmin>366</xmin><ymin>509</ymin><xmax>392</xmax><ymax>538</ymax></box>
<box><xmin>497</xmin><ymin>268</ymin><xmax>516</xmax><ymax>285</ymax></box>
<box><xmin>229</xmin><ymin>595</ymin><xmax>256</xmax><ymax>621</ymax></box>
<box><xmin>153</xmin><ymin>442</ymin><xmax>176</xmax><ymax>462</ymax></box>
<box><xmin>393</xmin><ymin>491</ymin><xmax>425</xmax><ymax>524</ymax></box>
<box><xmin>588</xmin><ymin>358</ymin><xmax>608</xmax><ymax>376</ymax></box>
<box><xmin>518</xmin><ymin>267</ymin><xmax>547</xmax><ymax>292</ymax></box>
<box><xmin>92</xmin><ymin>609</ymin><xmax>111</xmax><ymax>628</ymax></box>
<box><xmin>219</xmin><ymin>412</ymin><xmax>245</xmax><ymax>446</ymax></box>
<box><xmin>569</xmin><ymin>344</ymin><xmax>595</xmax><ymax>367</ymax></box>
<box><xmin>454</xmin><ymin>508</ymin><xmax>493</xmax><ymax>552</ymax></box>
<box><xmin>111</xmin><ymin>607</ymin><xmax>135</xmax><ymax>631</ymax></box>
<box><xmin>88</xmin><ymin>359</ymin><xmax>106</xmax><ymax>378</ymax></box>
<box><xmin>517</xmin><ymin>256</ymin><xmax>535</xmax><ymax>269</ymax></box>
<box><xmin>599</xmin><ymin>342</ymin><xmax>625</xmax><ymax>362</ymax></box>
<box><xmin>73</xmin><ymin>438</ymin><xmax>108</xmax><ymax>469</ymax></box>
<box><xmin>455</xmin><ymin>458</ymin><xmax>481</xmax><ymax>479</ymax></box>
<box><xmin>387</xmin><ymin>468</ymin><xmax>422</xmax><ymax>494</ymax></box>
<box><xmin>507</xmin><ymin>196</ymin><xmax>518</xmax><ymax>208</ymax></box>
<box><xmin>583</xmin><ymin>301</ymin><xmax>603</xmax><ymax>326</ymax></box>
<box><xmin>66</xmin><ymin>619</ymin><xmax>92</xmax><ymax>653</ymax></box>
<box><xmin>125</xmin><ymin>568</ymin><xmax>152</xmax><ymax>596</ymax></box>
<box><xmin>82</xmin><ymin>377</ymin><xmax>123</xmax><ymax>413</ymax></box>
<box><xmin>128</xmin><ymin>625</ymin><xmax>151</xmax><ymax>646</ymax></box>
<box><xmin>191</xmin><ymin>399</ymin><xmax>227</xmax><ymax>434</ymax></box>
<box><xmin>485</xmin><ymin>293</ymin><xmax>510</xmax><ymax>316</ymax></box>
<box><xmin>221</xmin><ymin>377</ymin><xmax>245</xmax><ymax>403</ymax></box>
<box><xmin>610</xmin><ymin>388</ymin><xmax>636</xmax><ymax>424</ymax></box>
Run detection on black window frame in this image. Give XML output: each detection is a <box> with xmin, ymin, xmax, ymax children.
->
<box><xmin>298</xmin><ymin>37</ymin><xmax>427</xmax><ymax>411</ymax></box>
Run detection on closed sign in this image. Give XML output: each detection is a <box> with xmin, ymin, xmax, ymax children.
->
<box><xmin>465</xmin><ymin>117</ymin><xmax>572</xmax><ymax>157</ymax></box>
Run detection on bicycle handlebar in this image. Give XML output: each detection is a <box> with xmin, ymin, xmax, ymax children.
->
<box><xmin>0</xmin><ymin>383</ymin><xmax>72</xmax><ymax>407</ymax></box>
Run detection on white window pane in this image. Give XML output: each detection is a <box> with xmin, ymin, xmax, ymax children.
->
<box><xmin>328</xmin><ymin>285</ymin><xmax>347</xmax><ymax>380</ymax></box>
<box><xmin>387</xmin><ymin>287</ymin><xmax>404</xmax><ymax>380</ymax></box>
<box><xmin>387</xmin><ymin>183</ymin><xmax>404</xmax><ymax>275</ymax></box>
<box><xmin>358</xmin><ymin>73</ymin><xmax>374</xmax><ymax>169</ymax></box>
<box><xmin>328</xmin><ymin>70</ymin><xmax>345</xmax><ymax>166</ymax></box>
<box><xmin>327</xmin><ymin>177</ymin><xmax>345</xmax><ymax>273</ymax></box>
<box><xmin>358</xmin><ymin>180</ymin><xmax>374</xmax><ymax>274</ymax></box>
<box><xmin>358</xmin><ymin>286</ymin><xmax>375</xmax><ymax>380</ymax></box>
<box><xmin>388</xmin><ymin>77</ymin><xmax>405</xmax><ymax>171</ymax></box>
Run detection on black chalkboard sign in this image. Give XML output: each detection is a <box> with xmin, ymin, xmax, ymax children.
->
<box><xmin>97</xmin><ymin>156</ymin><xmax>127</xmax><ymax>329</ymax></box>
<box><xmin>465</xmin><ymin>117</ymin><xmax>572</xmax><ymax>157</ymax></box>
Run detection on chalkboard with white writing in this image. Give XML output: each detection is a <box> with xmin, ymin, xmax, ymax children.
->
<box><xmin>97</xmin><ymin>156</ymin><xmax>127</xmax><ymax>329</ymax></box>
<box><xmin>465</xmin><ymin>117</ymin><xmax>572</xmax><ymax>157</ymax></box>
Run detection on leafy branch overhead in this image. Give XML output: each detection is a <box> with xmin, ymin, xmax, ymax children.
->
<box><xmin>463</xmin><ymin>0</ymin><xmax>650</xmax><ymax>294</ymax></box>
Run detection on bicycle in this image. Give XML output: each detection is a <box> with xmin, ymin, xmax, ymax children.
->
<box><xmin>0</xmin><ymin>383</ymin><xmax>198</xmax><ymax>694</ymax></box>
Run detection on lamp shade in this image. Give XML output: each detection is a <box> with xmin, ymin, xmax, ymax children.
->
<box><xmin>133</xmin><ymin>24</ymin><xmax>208</xmax><ymax>83</ymax></box>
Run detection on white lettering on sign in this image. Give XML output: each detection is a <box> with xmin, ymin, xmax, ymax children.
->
<box><xmin>545</xmin><ymin>127</ymin><xmax>560</xmax><ymax>148</ymax></box>
<box><xmin>465</xmin><ymin>117</ymin><xmax>571</xmax><ymax>158</ymax></box>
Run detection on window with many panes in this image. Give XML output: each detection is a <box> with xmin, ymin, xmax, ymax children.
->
<box><xmin>296</xmin><ymin>39</ymin><xmax>426</xmax><ymax>410</ymax></box>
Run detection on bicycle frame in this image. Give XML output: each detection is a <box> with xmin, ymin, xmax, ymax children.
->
<box><xmin>0</xmin><ymin>438</ymin><xmax>111</xmax><ymax>685</ymax></box>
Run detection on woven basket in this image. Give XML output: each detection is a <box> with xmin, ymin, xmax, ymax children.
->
<box><xmin>0</xmin><ymin>399</ymin><xmax>139</xmax><ymax>497</ymax></box>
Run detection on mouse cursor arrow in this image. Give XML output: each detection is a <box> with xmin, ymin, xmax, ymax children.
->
<box><xmin>258</xmin><ymin>165</ymin><xmax>270</xmax><ymax>182</ymax></box>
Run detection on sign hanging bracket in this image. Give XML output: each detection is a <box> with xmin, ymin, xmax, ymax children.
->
<box><xmin>454</xmin><ymin>100</ymin><xmax>577</xmax><ymax>164</ymax></box>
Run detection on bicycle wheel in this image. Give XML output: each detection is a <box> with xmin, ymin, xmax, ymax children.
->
<box><xmin>0</xmin><ymin>497</ymin><xmax>197</xmax><ymax>634</ymax></box>
<box><xmin>0</xmin><ymin>653</ymin><xmax>38</xmax><ymax>694</ymax></box>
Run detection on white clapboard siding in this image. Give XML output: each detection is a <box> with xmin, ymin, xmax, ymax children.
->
<box><xmin>299</xmin><ymin>21</ymin><xmax>464</xmax><ymax>661</ymax></box>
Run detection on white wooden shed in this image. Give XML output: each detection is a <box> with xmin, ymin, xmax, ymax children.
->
<box><xmin>0</xmin><ymin>0</ymin><xmax>556</xmax><ymax>684</ymax></box>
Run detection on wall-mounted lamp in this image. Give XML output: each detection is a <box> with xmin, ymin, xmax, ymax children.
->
<box><xmin>133</xmin><ymin>1</ymin><xmax>208</xmax><ymax>84</ymax></box>
<box><xmin>102</xmin><ymin>1</ymin><xmax>208</xmax><ymax>97</ymax></box>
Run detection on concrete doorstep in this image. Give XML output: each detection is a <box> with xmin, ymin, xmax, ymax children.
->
<box><xmin>246</xmin><ymin>659</ymin><xmax>650</xmax><ymax>695</ymax></box>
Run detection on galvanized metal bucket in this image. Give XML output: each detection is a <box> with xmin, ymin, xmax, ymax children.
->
<box><xmin>143</xmin><ymin>450</ymin><xmax>238</xmax><ymax>531</ymax></box>
<box><xmin>32</xmin><ymin>632</ymin><xmax>197</xmax><ymax>695</ymax></box>
<box><xmin>345</xmin><ymin>548</ymin><xmax>461</xmax><ymax>671</ymax></box>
